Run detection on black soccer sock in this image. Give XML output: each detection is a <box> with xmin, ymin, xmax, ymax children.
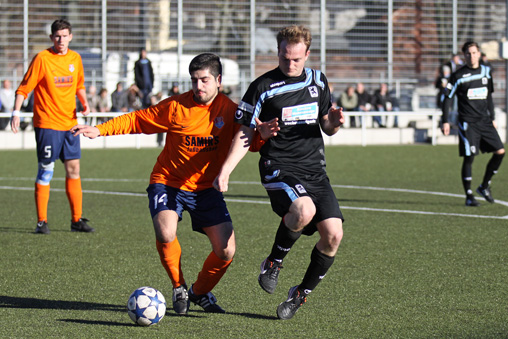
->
<box><xmin>268</xmin><ymin>218</ymin><xmax>302</xmax><ymax>262</ymax></box>
<box><xmin>299</xmin><ymin>246</ymin><xmax>335</xmax><ymax>294</ymax></box>
<box><xmin>481</xmin><ymin>153</ymin><xmax>505</xmax><ymax>187</ymax></box>
<box><xmin>461</xmin><ymin>156</ymin><xmax>474</xmax><ymax>196</ymax></box>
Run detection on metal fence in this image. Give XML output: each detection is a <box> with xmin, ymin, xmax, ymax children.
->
<box><xmin>1</xmin><ymin>0</ymin><xmax>506</xmax><ymax>108</ymax></box>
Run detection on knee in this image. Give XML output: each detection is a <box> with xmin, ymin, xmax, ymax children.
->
<box><xmin>36</xmin><ymin>162</ymin><xmax>55</xmax><ymax>185</ymax></box>
<box><xmin>320</xmin><ymin>221</ymin><xmax>343</xmax><ymax>253</ymax></box>
<box><xmin>216</xmin><ymin>244</ymin><xmax>235</xmax><ymax>261</ymax></box>
<box><xmin>291</xmin><ymin>199</ymin><xmax>316</xmax><ymax>230</ymax></box>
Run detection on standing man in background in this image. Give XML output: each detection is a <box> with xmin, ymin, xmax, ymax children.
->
<box><xmin>441</xmin><ymin>41</ymin><xmax>505</xmax><ymax>206</ymax></box>
<box><xmin>10</xmin><ymin>19</ymin><xmax>94</xmax><ymax>234</ymax></box>
<box><xmin>0</xmin><ymin>79</ymin><xmax>15</xmax><ymax>130</ymax></box>
<box><xmin>134</xmin><ymin>48</ymin><xmax>154</xmax><ymax>109</ymax></box>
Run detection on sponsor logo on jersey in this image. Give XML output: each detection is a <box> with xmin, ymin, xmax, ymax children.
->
<box><xmin>308</xmin><ymin>86</ymin><xmax>319</xmax><ymax>98</ymax></box>
<box><xmin>69</xmin><ymin>64</ymin><xmax>75</xmax><ymax>72</ymax></box>
<box><xmin>270</xmin><ymin>80</ymin><xmax>286</xmax><ymax>88</ymax></box>
<box><xmin>184</xmin><ymin>135</ymin><xmax>219</xmax><ymax>152</ymax></box>
<box><xmin>467</xmin><ymin>87</ymin><xmax>488</xmax><ymax>100</ymax></box>
<box><xmin>214</xmin><ymin>116</ymin><xmax>224</xmax><ymax>129</ymax></box>
<box><xmin>54</xmin><ymin>76</ymin><xmax>73</xmax><ymax>88</ymax></box>
<box><xmin>282</xmin><ymin>102</ymin><xmax>319</xmax><ymax>125</ymax></box>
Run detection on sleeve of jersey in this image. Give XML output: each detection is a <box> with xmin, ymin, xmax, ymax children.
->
<box><xmin>76</xmin><ymin>55</ymin><xmax>86</xmax><ymax>91</ymax></box>
<box><xmin>97</xmin><ymin>102</ymin><xmax>170</xmax><ymax>136</ymax></box>
<box><xmin>15</xmin><ymin>55</ymin><xmax>44</xmax><ymax>99</ymax></box>
<box><xmin>249</xmin><ymin>130</ymin><xmax>265</xmax><ymax>152</ymax></box>
<box><xmin>319</xmin><ymin>73</ymin><xmax>332</xmax><ymax>116</ymax></box>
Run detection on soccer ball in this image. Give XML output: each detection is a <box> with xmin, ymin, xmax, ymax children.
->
<box><xmin>127</xmin><ymin>286</ymin><xmax>166</xmax><ymax>326</ymax></box>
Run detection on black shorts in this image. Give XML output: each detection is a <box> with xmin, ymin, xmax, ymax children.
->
<box><xmin>458</xmin><ymin>120</ymin><xmax>504</xmax><ymax>157</ymax></box>
<box><xmin>259</xmin><ymin>161</ymin><xmax>343</xmax><ymax>235</ymax></box>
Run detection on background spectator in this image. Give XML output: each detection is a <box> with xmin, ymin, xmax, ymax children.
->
<box><xmin>339</xmin><ymin>85</ymin><xmax>359</xmax><ymax>128</ymax></box>
<box><xmin>111</xmin><ymin>82</ymin><xmax>128</xmax><ymax>113</ymax></box>
<box><xmin>355</xmin><ymin>82</ymin><xmax>371</xmax><ymax>128</ymax></box>
<box><xmin>0</xmin><ymin>79</ymin><xmax>14</xmax><ymax>130</ymax></box>
<box><xmin>134</xmin><ymin>48</ymin><xmax>154</xmax><ymax>108</ymax></box>
<box><xmin>127</xmin><ymin>84</ymin><xmax>143</xmax><ymax>111</ymax></box>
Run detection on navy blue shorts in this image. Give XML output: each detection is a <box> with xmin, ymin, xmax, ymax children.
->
<box><xmin>35</xmin><ymin>128</ymin><xmax>81</xmax><ymax>163</ymax></box>
<box><xmin>146</xmin><ymin>183</ymin><xmax>232</xmax><ymax>233</ymax></box>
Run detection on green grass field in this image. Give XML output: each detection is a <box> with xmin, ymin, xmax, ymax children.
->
<box><xmin>1</xmin><ymin>145</ymin><xmax>507</xmax><ymax>338</ymax></box>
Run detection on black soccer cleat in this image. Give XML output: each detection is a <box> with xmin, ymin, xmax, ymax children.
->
<box><xmin>70</xmin><ymin>218</ymin><xmax>95</xmax><ymax>232</ymax></box>
<box><xmin>188</xmin><ymin>285</ymin><xmax>225</xmax><ymax>313</ymax></box>
<box><xmin>465</xmin><ymin>196</ymin><xmax>480</xmax><ymax>207</ymax></box>
<box><xmin>276</xmin><ymin>285</ymin><xmax>307</xmax><ymax>320</ymax></box>
<box><xmin>258</xmin><ymin>258</ymin><xmax>283</xmax><ymax>294</ymax></box>
<box><xmin>172</xmin><ymin>284</ymin><xmax>190</xmax><ymax>315</ymax></box>
<box><xmin>35</xmin><ymin>220</ymin><xmax>50</xmax><ymax>234</ymax></box>
<box><xmin>476</xmin><ymin>185</ymin><xmax>495</xmax><ymax>203</ymax></box>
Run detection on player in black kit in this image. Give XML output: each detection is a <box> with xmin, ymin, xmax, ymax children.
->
<box><xmin>214</xmin><ymin>25</ymin><xmax>345</xmax><ymax>320</ymax></box>
<box><xmin>442</xmin><ymin>41</ymin><xmax>505</xmax><ymax>206</ymax></box>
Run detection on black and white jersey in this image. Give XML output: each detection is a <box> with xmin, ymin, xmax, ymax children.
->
<box><xmin>235</xmin><ymin>67</ymin><xmax>332</xmax><ymax>177</ymax></box>
<box><xmin>444</xmin><ymin>65</ymin><xmax>494</xmax><ymax>123</ymax></box>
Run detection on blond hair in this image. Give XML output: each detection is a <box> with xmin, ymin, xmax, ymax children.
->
<box><xmin>276</xmin><ymin>25</ymin><xmax>312</xmax><ymax>52</ymax></box>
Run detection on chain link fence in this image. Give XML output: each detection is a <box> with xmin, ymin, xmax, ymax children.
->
<box><xmin>1</xmin><ymin>0</ymin><xmax>506</xmax><ymax>108</ymax></box>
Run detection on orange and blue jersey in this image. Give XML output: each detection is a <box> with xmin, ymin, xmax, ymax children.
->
<box><xmin>16</xmin><ymin>48</ymin><xmax>85</xmax><ymax>131</ymax></box>
<box><xmin>97</xmin><ymin>91</ymin><xmax>258</xmax><ymax>192</ymax></box>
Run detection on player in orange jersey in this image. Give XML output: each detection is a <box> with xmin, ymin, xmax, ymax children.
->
<box><xmin>11</xmin><ymin>19</ymin><xmax>93</xmax><ymax>234</ymax></box>
<box><xmin>71</xmin><ymin>53</ymin><xmax>279</xmax><ymax>315</ymax></box>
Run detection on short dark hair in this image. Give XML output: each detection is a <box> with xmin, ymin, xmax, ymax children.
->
<box><xmin>462</xmin><ymin>41</ymin><xmax>479</xmax><ymax>53</ymax></box>
<box><xmin>51</xmin><ymin>19</ymin><xmax>72</xmax><ymax>35</ymax></box>
<box><xmin>189</xmin><ymin>53</ymin><xmax>222</xmax><ymax>78</ymax></box>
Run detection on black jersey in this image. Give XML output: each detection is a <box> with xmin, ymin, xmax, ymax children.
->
<box><xmin>443</xmin><ymin>65</ymin><xmax>494</xmax><ymax>123</ymax></box>
<box><xmin>235</xmin><ymin>67</ymin><xmax>332</xmax><ymax>176</ymax></box>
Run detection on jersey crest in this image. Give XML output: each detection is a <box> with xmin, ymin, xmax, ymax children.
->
<box><xmin>69</xmin><ymin>64</ymin><xmax>75</xmax><ymax>72</ymax></box>
<box><xmin>214</xmin><ymin>116</ymin><xmax>224</xmax><ymax>128</ymax></box>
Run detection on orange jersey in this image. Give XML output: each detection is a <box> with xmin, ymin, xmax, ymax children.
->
<box><xmin>97</xmin><ymin>91</ymin><xmax>242</xmax><ymax>191</ymax></box>
<box><xmin>16</xmin><ymin>48</ymin><xmax>85</xmax><ymax>131</ymax></box>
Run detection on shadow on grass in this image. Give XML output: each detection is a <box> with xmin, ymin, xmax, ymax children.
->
<box><xmin>0</xmin><ymin>295</ymin><xmax>123</xmax><ymax>312</ymax></box>
<box><xmin>0</xmin><ymin>227</ymin><xmax>36</xmax><ymax>234</ymax></box>
<box><xmin>0</xmin><ymin>295</ymin><xmax>277</xmax><ymax>322</ymax></box>
<box><xmin>59</xmin><ymin>319</ymin><xmax>131</xmax><ymax>327</ymax></box>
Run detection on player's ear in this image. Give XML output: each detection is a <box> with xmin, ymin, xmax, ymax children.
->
<box><xmin>69</xmin><ymin>33</ymin><xmax>73</xmax><ymax>42</ymax></box>
<box><xmin>217</xmin><ymin>74</ymin><xmax>222</xmax><ymax>86</ymax></box>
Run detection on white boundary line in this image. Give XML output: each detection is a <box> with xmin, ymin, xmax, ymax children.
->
<box><xmin>1</xmin><ymin>178</ymin><xmax>508</xmax><ymax>220</ymax></box>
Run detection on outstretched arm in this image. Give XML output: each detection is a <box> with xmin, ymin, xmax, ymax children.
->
<box><xmin>213</xmin><ymin>125</ymin><xmax>255</xmax><ymax>192</ymax></box>
<box><xmin>70</xmin><ymin>125</ymin><xmax>101</xmax><ymax>139</ymax></box>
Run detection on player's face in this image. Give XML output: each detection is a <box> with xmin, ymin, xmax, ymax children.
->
<box><xmin>50</xmin><ymin>29</ymin><xmax>72</xmax><ymax>55</ymax></box>
<box><xmin>278</xmin><ymin>40</ymin><xmax>310</xmax><ymax>77</ymax></box>
<box><xmin>191</xmin><ymin>69</ymin><xmax>221</xmax><ymax>106</ymax></box>
<box><xmin>464</xmin><ymin>46</ymin><xmax>481</xmax><ymax>68</ymax></box>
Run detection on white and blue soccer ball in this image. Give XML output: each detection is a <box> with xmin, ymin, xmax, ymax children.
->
<box><xmin>127</xmin><ymin>286</ymin><xmax>166</xmax><ymax>326</ymax></box>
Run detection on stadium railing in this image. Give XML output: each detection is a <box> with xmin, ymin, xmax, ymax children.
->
<box><xmin>0</xmin><ymin>111</ymin><xmax>445</xmax><ymax>148</ymax></box>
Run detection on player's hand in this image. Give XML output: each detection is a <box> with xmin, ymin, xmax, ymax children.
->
<box><xmin>441</xmin><ymin>122</ymin><xmax>450</xmax><ymax>136</ymax></box>
<box><xmin>255</xmin><ymin>117</ymin><xmax>279</xmax><ymax>140</ymax></box>
<box><xmin>492</xmin><ymin>120</ymin><xmax>498</xmax><ymax>129</ymax></box>
<box><xmin>10</xmin><ymin>115</ymin><xmax>20</xmax><ymax>134</ymax></box>
<box><xmin>81</xmin><ymin>104</ymin><xmax>90</xmax><ymax>116</ymax></box>
<box><xmin>328</xmin><ymin>106</ymin><xmax>345</xmax><ymax>127</ymax></box>
<box><xmin>213</xmin><ymin>173</ymin><xmax>229</xmax><ymax>192</ymax></box>
<box><xmin>70</xmin><ymin>124</ymin><xmax>100</xmax><ymax>139</ymax></box>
